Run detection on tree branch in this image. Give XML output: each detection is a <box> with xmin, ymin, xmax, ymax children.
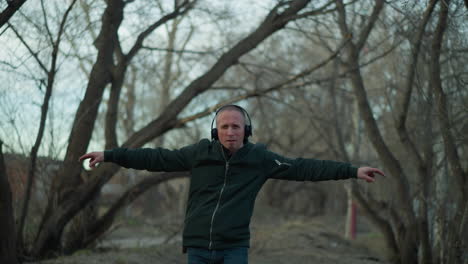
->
<box><xmin>175</xmin><ymin>39</ymin><xmax>349</xmax><ymax>126</ymax></box>
<box><xmin>355</xmin><ymin>0</ymin><xmax>384</xmax><ymax>51</ymax></box>
<box><xmin>7</xmin><ymin>23</ymin><xmax>48</xmax><ymax>73</ymax></box>
<box><xmin>141</xmin><ymin>46</ymin><xmax>214</xmax><ymax>55</ymax></box>
<box><xmin>40</xmin><ymin>0</ymin><xmax>54</xmax><ymax>46</ymax></box>
<box><xmin>125</xmin><ymin>0</ymin><xmax>196</xmax><ymax>62</ymax></box>
<box><xmin>0</xmin><ymin>0</ymin><xmax>27</xmax><ymax>29</ymax></box>
<box><xmin>287</xmin><ymin>0</ymin><xmax>335</xmax><ymax>20</ymax></box>
<box><xmin>397</xmin><ymin>0</ymin><xmax>438</xmax><ymax>124</ymax></box>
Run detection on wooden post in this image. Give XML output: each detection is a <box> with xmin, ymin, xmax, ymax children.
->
<box><xmin>345</xmin><ymin>184</ymin><xmax>357</xmax><ymax>240</ymax></box>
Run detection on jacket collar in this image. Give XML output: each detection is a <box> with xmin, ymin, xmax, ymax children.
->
<box><xmin>213</xmin><ymin>140</ymin><xmax>253</xmax><ymax>161</ymax></box>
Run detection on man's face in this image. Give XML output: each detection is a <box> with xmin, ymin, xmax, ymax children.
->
<box><xmin>216</xmin><ymin>110</ymin><xmax>245</xmax><ymax>153</ymax></box>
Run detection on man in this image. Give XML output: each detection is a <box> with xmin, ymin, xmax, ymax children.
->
<box><xmin>79</xmin><ymin>105</ymin><xmax>384</xmax><ymax>264</ymax></box>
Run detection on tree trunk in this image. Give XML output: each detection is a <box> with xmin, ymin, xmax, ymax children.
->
<box><xmin>33</xmin><ymin>0</ymin><xmax>125</xmax><ymax>257</ymax></box>
<box><xmin>0</xmin><ymin>141</ymin><xmax>18</xmax><ymax>264</ymax></box>
<box><xmin>352</xmin><ymin>185</ymin><xmax>399</xmax><ymax>262</ymax></box>
<box><xmin>430</xmin><ymin>1</ymin><xmax>467</xmax><ymax>263</ymax></box>
<box><xmin>335</xmin><ymin>0</ymin><xmax>421</xmax><ymax>263</ymax></box>
<box><xmin>66</xmin><ymin>5</ymin><xmax>193</xmax><ymax>253</ymax></box>
<box><xmin>394</xmin><ymin>2</ymin><xmax>438</xmax><ymax>263</ymax></box>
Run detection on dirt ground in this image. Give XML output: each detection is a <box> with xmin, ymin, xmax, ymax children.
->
<box><xmin>32</xmin><ymin>207</ymin><xmax>390</xmax><ymax>264</ymax></box>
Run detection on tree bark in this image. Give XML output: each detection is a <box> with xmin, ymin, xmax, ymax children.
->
<box><xmin>0</xmin><ymin>141</ymin><xmax>18</xmax><ymax>264</ymax></box>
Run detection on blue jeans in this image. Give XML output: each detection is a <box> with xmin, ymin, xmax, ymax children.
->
<box><xmin>187</xmin><ymin>247</ymin><xmax>248</xmax><ymax>264</ymax></box>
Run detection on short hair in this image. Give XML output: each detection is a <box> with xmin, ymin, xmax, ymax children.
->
<box><xmin>215</xmin><ymin>105</ymin><xmax>247</xmax><ymax>126</ymax></box>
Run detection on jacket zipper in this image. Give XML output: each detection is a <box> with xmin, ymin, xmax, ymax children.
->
<box><xmin>208</xmin><ymin>145</ymin><xmax>230</xmax><ymax>250</ymax></box>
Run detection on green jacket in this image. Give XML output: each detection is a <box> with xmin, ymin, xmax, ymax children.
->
<box><xmin>104</xmin><ymin>139</ymin><xmax>357</xmax><ymax>250</ymax></box>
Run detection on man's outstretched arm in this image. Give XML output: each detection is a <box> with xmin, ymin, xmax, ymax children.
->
<box><xmin>263</xmin><ymin>149</ymin><xmax>385</xmax><ymax>183</ymax></box>
<box><xmin>78</xmin><ymin>140</ymin><xmax>206</xmax><ymax>172</ymax></box>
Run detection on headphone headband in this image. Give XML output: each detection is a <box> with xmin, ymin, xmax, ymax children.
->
<box><xmin>211</xmin><ymin>105</ymin><xmax>252</xmax><ymax>143</ymax></box>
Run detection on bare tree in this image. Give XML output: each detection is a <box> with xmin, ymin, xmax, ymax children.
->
<box><xmin>8</xmin><ymin>0</ymin><xmax>79</xmax><ymax>255</ymax></box>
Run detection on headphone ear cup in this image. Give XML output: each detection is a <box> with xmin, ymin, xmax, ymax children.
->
<box><xmin>243</xmin><ymin>125</ymin><xmax>252</xmax><ymax>144</ymax></box>
<box><xmin>245</xmin><ymin>125</ymin><xmax>252</xmax><ymax>137</ymax></box>
<box><xmin>211</xmin><ymin>128</ymin><xmax>218</xmax><ymax>141</ymax></box>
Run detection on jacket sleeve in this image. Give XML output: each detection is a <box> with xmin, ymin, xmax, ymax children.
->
<box><xmin>104</xmin><ymin>142</ymin><xmax>198</xmax><ymax>172</ymax></box>
<box><xmin>262</xmin><ymin>149</ymin><xmax>357</xmax><ymax>181</ymax></box>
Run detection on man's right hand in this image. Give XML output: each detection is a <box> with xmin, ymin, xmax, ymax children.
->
<box><xmin>79</xmin><ymin>152</ymin><xmax>104</xmax><ymax>169</ymax></box>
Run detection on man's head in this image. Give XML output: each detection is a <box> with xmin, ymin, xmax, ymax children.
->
<box><xmin>213</xmin><ymin>105</ymin><xmax>250</xmax><ymax>153</ymax></box>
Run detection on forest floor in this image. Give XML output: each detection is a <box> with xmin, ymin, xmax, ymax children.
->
<box><xmin>31</xmin><ymin>206</ymin><xmax>390</xmax><ymax>264</ymax></box>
